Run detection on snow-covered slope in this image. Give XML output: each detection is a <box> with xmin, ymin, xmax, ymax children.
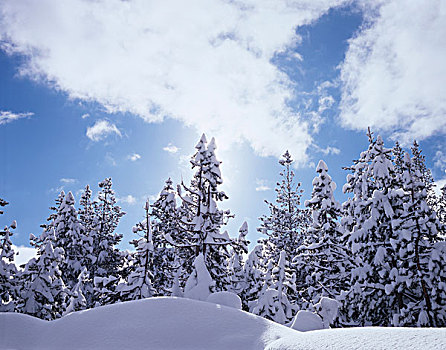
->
<box><xmin>1</xmin><ymin>297</ymin><xmax>445</xmax><ymax>350</ymax></box>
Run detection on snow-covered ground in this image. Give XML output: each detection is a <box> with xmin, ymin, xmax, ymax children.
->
<box><xmin>1</xmin><ymin>297</ymin><xmax>445</xmax><ymax>350</ymax></box>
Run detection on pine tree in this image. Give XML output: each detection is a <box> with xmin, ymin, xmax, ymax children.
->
<box><xmin>252</xmin><ymin>254</ymin><xmax>297</xmax><ymax>325</ymax></box>
<box><xmin>296</xmin><ymin>160</ymin><xmax>352</xmax><ymax>314</ymax></box>
<box><xmin>53</xmin><ymin>191</ymin><xmax>90</xmax><ymax>289</ymax></box>
<box><xmin>411</xmin><ymin>141</ymin><xmax>436</xmax><ymax>208</ymax></box>
<box><xmin>241</xmin><ymin>244</ymin><xmax>264</xmax><ymax>312</ymax></box>
<box><xmin>63</xmin><ymin>267</ymin><xmax>88</xmax><ymax>315</ymax></box>
<box><xmin>0</xmin><ymin>211</ymin><xmax>18</xmax><ymax>312</ymax></box>
<box><xmin>117</xmin><ymin>200</ymin><xmax>155</xmax><ymax>301</ymax></box>
<box><xmin>92</xmin><ymin>178</ymin><xmax>125</xmax><ymax>306</ymax></box>
<box><xmin>342</xmin><ymin>132</ymin><xmax>404</xmax><ymax>326</ymax></box>
<box><xmin>150</xmin><ymin>182</ymin><xmax>178</xmax><ymax>295</ymax></box>
<box><xmin>228</xmin><ymin>222</ymin><xmax>249</xmax><ymax>295</ymax></box>
<box><xmin>18</xmin><ymin>229</ymin><xmax>67</xmax><ymax>320</ymax></box>
<box><xmin>175</xmin><ymin>135</ymin><xmax>233</xmax><ymax>292</ymax></box>
<box><xmin>258</xmin><ymin>151</ymin><xmax>311</xmax><ymax>265</ymax></box>
<box><xmin>392</xmin><ymin>153</ymin><xmax>445</xmax><ymax>327</ymax></box>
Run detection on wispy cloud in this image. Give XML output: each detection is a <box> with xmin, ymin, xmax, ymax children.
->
<box><xmin>127</xmin><ymin>153</ymin><xmax>141</xmax><ymax>162</ymax></box>
<box><xmin>86</xmin><ymin>119</ymin><xmax>121</xmax><ymax>142</ymax></box>
<box><xmin>0</xmin><ymin>0</ymin><xmax>350</xmax><ymax>165</ymax></box>
<box><xmin>314</xmin><ymin>144</ymin><xmax>340</xmax><ymax>156</ymax></box>
<box><xmin>339</xmin><ymin>0</ymin><xmax>446</xmax><ymax>143</ymax></box>
<box><xmin>81</xmin><ymin>113</ymin><xmax>90</xmax><ymax>119</ymax></box>
<box><xmin>255</xmin><ymin>179</ymin><xmax>271</xmax><ymax>192</ymax></box>
<box><xmin>163</xmin><ymin>143</ymin><xmax>179</xmax><ymax>154</ymax></box>
<box><xmin>60</xmin><ymin>178</ymin><xmax>77</xmax><ymax>184</ymax></box>
<box><xmin>0</xmin><ymin>110</ymin><xmax>33</xmax><ymax>125</ymax></box>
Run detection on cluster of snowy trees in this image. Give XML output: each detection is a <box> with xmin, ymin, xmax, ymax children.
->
<box><xmin>1</xmin><ymin>132</ymin><xmax>445</xmax><ymax>327</ymax></box>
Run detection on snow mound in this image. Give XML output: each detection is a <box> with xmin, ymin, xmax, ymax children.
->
<box><xmin>291</xmin><ymin>310</ymin><xmax>324</xmax><ymax>332</ymax></box>
<box><xmin>0</xmin><ymin>297</ymin><xmax>298</xmax><ymax>350</ymax></box>
<box><xmin>207</xmin><ymin>291</ymin><xmax>242</xmax><ymax>309</ymax></box>
<box><xmin>1</xmin><ymin>297</ymin><xmax>445</xmax><ymax>350</ymax></box>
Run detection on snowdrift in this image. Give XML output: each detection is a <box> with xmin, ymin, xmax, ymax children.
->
<box><xmin>1</xmin><ymin>297</ymin><xmax>445</xmax><ymax>350</ymax></box>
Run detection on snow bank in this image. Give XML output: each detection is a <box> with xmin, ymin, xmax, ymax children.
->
<box><xmin>206</xmin><ymin>291</ymin><xmax>242</xmax><ymax>309</ymax></box>
<box><xmin>1</xmin><ymin>297</ymin><xmax>445</xmax><ymax>350</ymax></box>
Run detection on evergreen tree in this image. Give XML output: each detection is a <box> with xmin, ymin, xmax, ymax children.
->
<box><xmin>296</xmin><ymin>160</ymin><xmax>352</xmax><ymax>315</ymax></box>
<box><xmin>342</xmin><ymin>132</ymin><xmax>404</xmax><ymax>326</ymax></box>
<box><xmin>63</xmin><ymin>267</ymin><xmax>88</xmax><ymax>315</ymax></box>
<box><xmin>241</xmin><ymin>244</ymin><xmax>264</xmax><ymax>312</ymax></box>
<box><xmin>0</xmin><ymin>213</ymin><xmax>18</xmax><ymax>312</ymax></box>
<box><xmin>392</xmin><ymin>153</ymin><xmax>445</xmax><ymax>326</ymax></box>
<box><xmin>252</xmin><ymin>254</ymin><xmax>297</xmax><ymax>325</ymax></box>
<box><xmin>92</xmin><ymin>178</ymin><xmax>125</xmax><ymax>306</ymax></box>
<box><xmin>411</xmin><ymin>141</ymin><xmax>436</xmax><ymax>208</ymax></box>
<box><xmin>175</xmin><ymin>135</ymin><xmax>233</xmax><ymax>292</ymax></box>
<box><xmin>150</xmin><ymin>182</ymin><xmax>178</xmax><ymax>295</ymax></box>
<box><xmin>258</xmin><ymin>151</ymin><xmax>311</xmax><ymax>265</ymax></box>
<box><xmin>53</xmin><ymin>191</ymin><xmax>90</xmax><ymax>289</ymax></box>
<box><xmin>117</xmin><ymin>200</ymin><xmax>155</xmax><ymax>301</ymax></box>
<box><xmin>18</xmin><ymin>229</ymin><xmax>67</xmax><ymax>320</ymax></box>
<box><xmin>228</xmin><ymin>222</ymin><xmax>249</xmax><ymax>295</ymax></box>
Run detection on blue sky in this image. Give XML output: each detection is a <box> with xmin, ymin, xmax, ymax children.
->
<box><xmin>1</xmin><ymin>0</ymin><xmax>446</xmax><ymax>256</ymax></box>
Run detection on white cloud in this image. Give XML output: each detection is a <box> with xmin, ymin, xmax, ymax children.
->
<box><xmin>81</xmin><ymin>113</ymin><xmax>89</xmax><ymax>119</ymax></box>
<box><xmin>86</xmin><ymin>119</ymin><xmax>121</xmax><ymax>142</ymax></box>
<box><xmin>60</xmin><ymin>178</ymin><xmax>77</xmax><ymax>184</ymax></box>
<box><xmin>255</xmin><ymin>179</ymin><xmax>271</xmax><ymax>192</ymax></box>
<box><xmin>119</xmin><ymin>195</ymin><xmax>137</xmax><ymax>205</ymax></box>
<box><xmin>0</xmin><ymin>0</ymin><xmax>349</xmax><ymax>166</ymax></box>
<box><xmin>0</xmin><ymin>110</ymin><xmax>33</xmax><ymax>125</ymax></box>
<box><xmin>434</xmin><ymin>150</ymin><xmax>446</xmax><ymax>170</ymax></box>
<box><xmin>314</xmin><ymin>144</ymin><xmax>340</xmax><ymax>155</ymax></box>
<box><xmin>128</xmin><ymin>153</ymin><xmax>141</xmax><ymax>162</ymax></box>
<box><xmin>163</xmin><ymin>143</ymin><xmax>179</xmax><ymax>154</ymax></box>
<box><xmin>339</xmin><ymin>0</ymin><xmax>446</xmax><ymax>144</ymax></box>
<box><xmin>13</xmin><ymin>245</ymin><xmax>37</xmax><ymax>267</ymax></box>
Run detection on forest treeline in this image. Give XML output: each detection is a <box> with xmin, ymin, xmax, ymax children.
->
<box><xmin>1</xmin><ymin>131</ymin><xmax>445</xmax><ymax>327</ymax></box>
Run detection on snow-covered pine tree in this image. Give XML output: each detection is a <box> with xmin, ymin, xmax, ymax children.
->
<box><xmin>175</xmin><ymin>135</ymin><xmax>233</xmax><ymax>292</ymax></box>
<box><xmin>0</xmin><ymin>209</ymin><xmax>18</xmax><ymax>312</ymax></box>
<box><xmin>17</xmin><ymin>229</ymin><xmax>67</xmax><ymax>320</ymax></box>
<box><xmin>257</xmin><ymin>151</ymin><xmax>311</xmax><ymax>310</ymax></box>
<box><xmin>392</xmin><ymin>153</ymin><xmax>446</xmax><ymax>327</ymax></box>
<box><xmin>342</xmin><ymin>131</ymin><xmax>404</xmax><ymax>326</ymax></box>
<box><xmin>411</xmin><ymin>141</ymin><xmax>436</xmax><ymax>208</ymax></box>
<box><xmin>392</xmin><ymin>141</ymin><xmax>405</xmax><ymax>174</ymax></box>
<box><xmin>228</xmin><ymin>222</ymin><xmax>249</xmax><ymax>295</ymax></box>
<box><xmin>77</xmin><ymin>185</ymin><xmax>96</xmax><ymax>307</ymax></box>
<box><xmin>251</xmin><ymin>252</ymin><xmax>296</xmax><ymax>325</ymax></box>
<box><xmin>149</xmin><ymin>180</ymin><xmax>178</xmax><ymax>295</ymax></box>
<box><xmin>117</xmin><ymin>200</ymin><xmax>155</xmax><ymax>301</ymax></box>
<box><xmin>241</xmin><ymin>244</ymin><xmax>264</xmax><ymax>312</ymax></box>
<box><xmin>92</xmin><ymin>178</ymin><xmax>125</xmax><ymax>306</ymax></box>
<box><xmin>296</xmin><ymin>160</ymin><xmax>352</xmax><ymax>316</ymax></box>
<box><xmin>63</xmin><ymin>267</ymin><xmax>88</xmax><ymax>315</ymax></box>
<box><xmin>258</xmin><ymin>151</ymin><xmax>311</xmax><ymax>265</ymax></box>
<box><xmin>52</xmin><ymin>191</ymin><xmax>90</xmax><ymax>290</ymax></box>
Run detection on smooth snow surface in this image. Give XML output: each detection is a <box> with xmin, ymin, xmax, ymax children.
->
<box><xmin>207</xmin><ymin>291</ymin><xmax>242</xmax><ymax>309</ymax></box>
<box><xmin>1</xmin><ymin>297</ymin><xmax>446</xmax><ymax>350</ymax></box>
